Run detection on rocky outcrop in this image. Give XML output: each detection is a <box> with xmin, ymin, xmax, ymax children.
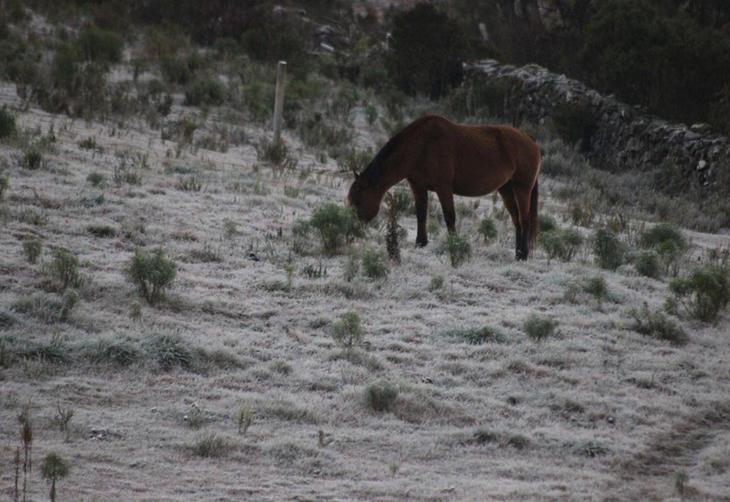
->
<box><xmin>464</xmin><ymin>59</ymin><xmax>730</xmax><ymax>192</ymax></box>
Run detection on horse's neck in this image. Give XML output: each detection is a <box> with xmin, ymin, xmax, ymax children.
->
<box><xmin>373</xmin><ymin>157</ymin><xmax>407</xmax><ymax>196</ymax></box>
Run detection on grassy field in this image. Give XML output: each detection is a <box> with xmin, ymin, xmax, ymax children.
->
<box><xmin>1</xmin><ymin>66</ymin><xmax>730</xmax><ymax>502</ymax></box>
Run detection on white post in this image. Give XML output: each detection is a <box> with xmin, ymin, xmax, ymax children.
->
<box><xmin>272</xmin><ymin>60</ymin><xmax>287</xmax><ymax>145</ymax></box>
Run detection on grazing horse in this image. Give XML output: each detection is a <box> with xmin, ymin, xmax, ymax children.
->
<box><xmin>347</xmin><ymin>115</ymin><xmax>541</xmax><ymax>260</ymax></box>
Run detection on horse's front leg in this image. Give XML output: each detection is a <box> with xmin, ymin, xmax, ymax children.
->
<box><xmin>408</xmin><ymin>181</ymin><xmax>429</xmax><ymax>247</ymax></box>
<box><xmin>436</xmin><ymin>189</ymin><xmax>456</xmax><ymax>234</ymax></box>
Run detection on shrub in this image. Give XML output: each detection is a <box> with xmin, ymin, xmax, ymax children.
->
<box><xmin>443</xmin><ymin>326</ymin><xmax>504</xmax><ymax>344</ymax></box>
<box><xmin>44</xmin><ymin>248</ymin><xmax>83</xmax><ymax>290</ymax></box>
<box><xmin>478</xmin><ymin>217</ymin><xmax>498</xmax><ymax>243</ymax></box>
<box><xmin>309</xmin><ymin>203</ymin><xmax>362</xmax><ymax>255</ymax></box>
<box><xmin>429</xmin><ymin>274</ymin><xmax>445</xmax><ymax>291</ymax></box>
<box><xmin>541</xmin><ymin>228</ymin><xmax>583</xmax><ymax>263</ymax></box>
<box><xmin>87</xmin><ymin>224</ymin><xmax>117</xmax><ymax>238</ymax></box>
<box><xmin>143</xmin><ymin>333</ymin><xmax>193</xmax><ymax>370</ymax></box>
<box><xmin>593</xmin><ymin>228</ymin><xmax>625</xmax><ymax>270</ymax></box>
<box><xmin>0</xmin><ymin>173</ymin><xmax>8</xmax><ymax>200</ymax></box>
<box><xmin>23</xmin><ymin>238</ymin><xmax>42</xmax><ymax>264</ymax></box>
<box><xmin>365</xmin><ymin>381</ymin><xmax>398</xmax><ymax>412</ymax></box>
<box><xmin>125</xmin><ymin>248</ymin><xmax>177</xmax><ymax>304</ymax></box>
<box><xmin>634</xmin><ymin>250</ymin><xmax>661</xmax><ymax>279</ymax></box>
<box><xmin>440</xmin><ymin>233</ymin><xmax>471</xmax><ymax>267</ymax></box>
<box><xmin>41</xmin><ymin>452</ymin><xmax>69</xmax><ymax>502</ymax></box>
<box><xmin>523</xmin><ymin>315</ymin><xmax>558</xmax><ymax>341</ymax></box>
<box><xmin>86</xmin><ymin>171</ymin><xmax>105</xmax><ymax>187</ymax></box>
<box><xmin>538</xmin><ymin>214</ymin><xmax>558</xmax><ymax>233</ymax></box>
<box><xmin>669</xmin><ymin>265</ymin><xmax>729</xmax><ymax>322</ymax></box>
<box><xmin>185</xmin><ymin>78</ymin><xmax>226</xmax><ymax>107</ymax></box>
<box><xmin>639</xmin><ymin>223</ymin><xmax>688</xmax><ymax>276</ymax></box>
<box><xmin>583</xmin><ymin>275</ymin><xmax>608</xmax><ymax>306</ymax></box>
<box><xmin>76</xmin><ymin>26</ymin><xmax>123</xmax><ymax>65</ymax></box>
<box><xmin>83</xmin><ymin>338</ymin><xmax>142</xmax><ymax>367</ymax></box>
<box><xmin>21</xmin><ymin>148</ymin><xmax>43</xmax><ymax>170</ymax></box>
<box><xmin>256</xmin><ymin>139</ymin><xmax>295</xmax><ymax>167</ymax></box>
<box><xmin>331</xmin><ymin>311</ymin><xmax>363</xmax><ymax>350</ymax></box>
<box><xmin>362</xmin><ymin>248</ymin><xmax>389</xmax><ymax>279</ymax></box>
<box><xmin>630</xmin><ymin>304</ymin><xmax>688</xmax><ymax>345</ymax></box>
<box><xmin>0</xmin><ymin>106</ymin><xmax>16</xmax><ymax>139</ymax></box>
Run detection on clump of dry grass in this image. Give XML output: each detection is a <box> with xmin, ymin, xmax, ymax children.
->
<box><xmin>189</xmin><ymin>433</ymin><xmax>234</xmax><ymax>458</ymax></box>
<box><xmin>365</xmin><ymin>381</ymin><xmax>398</xmax><ymax>412</ymax></box>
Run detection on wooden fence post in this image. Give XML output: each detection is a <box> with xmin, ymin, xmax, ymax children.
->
<box><xmin>272</xmin><ymin>60</ymin><xmax>287</xmax><ymax>145</ymax></box>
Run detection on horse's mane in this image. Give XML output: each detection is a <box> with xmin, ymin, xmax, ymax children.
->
<box><xmin>360</xmin><ymin>127</ymin><xmax>408</xmax><ymax>183</ymax></box>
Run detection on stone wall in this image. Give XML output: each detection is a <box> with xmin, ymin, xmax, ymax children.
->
<box><xmin>464</xmin><ymin>59</ymin><xmax>730</xmax><ymax>193</ymax></box>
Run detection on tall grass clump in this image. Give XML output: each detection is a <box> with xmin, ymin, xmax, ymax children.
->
<box><xmin>309</xmin><ymin>203</ymin><xmax>362</xmax><ymax>255</ymax></box>
<box><xmin>523</xmin><ymin>315</ymin><xmax>558</xmax><ymax>341</ymax></box>
<box><xmin>0</xmin><ymin>107</ymin><xmax>16</xmax><ymax>139</ymax></box>
<box><xmin>365</xmin><ymin>381</ymin><xmax>398</xmax><ymax>412</ymax></box>
<box><xmin>125</xmin><ymin>248</ymin><xmax>177</xmax><ymax>305</ymax></box>
<box><xmin>478</xmin><ymin>217</ymin><xmax>498</xmax><ymax>244</ymax></box>
<box><xmin>44</xmin><ymin>249</ymin><xmax>83</xmax><ymax>290</ymax></box>
<box><xmin>668</xmin><ymin>264</ymin><xmax>729</xmax><ymax>323</ymax></box>
<box><xmin>23</xmin><ymin>239</ymin><xmax>42</xmax><ymax>264</ymax></box>
<box><xmin>634</xmin><ymin>250</ymin><xmax>661</xmax><ymax>279</ymax></box>
<box><xmin>639</xmin><ymin>223</ymin><xmax>688</xmax><ymax>276</ymax></box>
<box><xmin>630</xmin><ymin>303</ymin><xmax>688</xmax><ymax>345</ymax></box>
<box><xmin>541</xmin><ymin>227</ymin><xmax>583</xmax><ymax>263</ymax></box>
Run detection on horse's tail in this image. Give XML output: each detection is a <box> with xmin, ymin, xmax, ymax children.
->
<box><xmin>529</xmin><ymin>179</ymin><xmax>539</xmax><ymax>254</ymax></box>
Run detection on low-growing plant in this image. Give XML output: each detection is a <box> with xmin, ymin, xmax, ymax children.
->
<box><xmin>362</xmin><ymin>248</ymin><xmax>389</xmax><ymax>279</ymax></box>
<box><xmin>125</xmin><ymin>248</ymin><xmax>177</xmax><ymax>305</ymax></box>
<box><xmin>385</xmin><ymin>194</ymin><xmax>401</xmax><ymax>263</ymax></box>
<box><xmin>190</xmin><ymin>433</ymin><xmax>232</xmax><ymax>458</ymax></box>
<box><xmin>440</xmin><ymin>233</ymin><xmax>471</xmax><ymax>267</ymax></box>
<box><xmin>443</xmin><ymin>325</ymin><xmax>504</xmax><ymax>344</ymax></box>
<box><xmin>668</xmin><ymin>265</ymin><xmax>729</xmax><ymax>323</ymax></box>
<box><xmin>257</xmin><ymin>139</ymin><xmax>296</xmax><ymax>168</ymax></box>
<box><xmin>86</xmin><ymin>171</ymin><xmax>105</xmax><ymax>187</ymax></box>
<box><xmin>22</xmin><ymin>239</ymin><xmax>42</xmax><ymax>264</ymax></box>
<box><xmin>343</xmin><ymin>253</ymin><xmax>359</xmax><ymax>282</ymax></box>
<box><xmin>639</xmin><ymin>223</ymin><xmax>688</xmax><ymax>276</ymax></box>
<box><xmin>630</xmin><ymin>303</ymin><xmax>688</xmax><ymax>345</ymax></box>
<box><xmin>177</xmin><ymin>176</ymin><xmax>202</xmax><ymax>192</ymax></box>
<box><xmin>53</xmin><ymin>402</ymin><xmax>74</xmax><ymax>442</ymax></box>
<box><xmin>44</xmin><ymin>249</ymin><xmax>83</xmax><ymax>290</ymax></box>
<box><xmin>365</xmin><ymin>381</ymin><xmax>398</xmax><ymax>412</ymax></box>
<box><xmin>0</xmin><ymin>173</ymin><xmax>8</xmax><ymax>200</ymax></box>
<box><xmin>634</xmin><ymin>250</ymin><xmax>661</xmax><ymax>279</ymax></box>
<box><xmin>538</xmin><ymin>213</ymin><xmax>558</xmax><ymax>233</ymax></box>
<box><xmin>0</xmin><ymin>107</ymin><xmax>16</xmax><ymax>139</ymax></box>
<box><xmin>523</xmin><ymin>315</ymin><xmax>558</xmax><ymax>341</ymax></box>
<box><xmin>429</xmin><ymin>274</ymin><xmax>445</xmax><ymax>291</ymax></box>
<box><xmin>185</xmin><ymin>78</ymin><xmax>226</xmax><ymax>107</ymax></box>
<box><xmin>583</xmin><ymin>275</ymin><xmax>608</xmax><ymax>307</ymax></box>
<box><xmin>21</xmin><ymin>148</ymin><xmax>43</xmax><ymax>170</ymax></box>
<box><xmin>309</xmin><ymin>203</ymin><xmax>363</xmax><ymax>255</ymax></box>
<box><xmin>478</xmin><ymin>217</ymin><xmax>498</xmax><ymax>244</ymax></box>
<box><xmin>143</xmin><ymin>333</ymin><xmax>193</xmax><ymax>371</ymax></box>
<box><xmin>87</xmin><ymin>224</ymin><xmax>117</xmax><ymax>238</ymax></box>
<box><xmin>594</xmin><ymin>228</ymin><xmax>625</xmax><ymax>270</ymax></box>
<box><xmin>331</xmin><ymin>311</ymin><xmax>364</xmax><ymax>350</ymax></box>
<box><xmin>237</xmin><ymin>405</ymin><xmax>253</xmax><ymax>435</ymax></box>
<box><xmin>541</xmin><ymin>228</ymin><xmax>583</xmax><ymax>263</ymax></box>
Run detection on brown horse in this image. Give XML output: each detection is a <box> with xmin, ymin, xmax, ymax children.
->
<box><xmin>347</xmin><ymin>115</ymin><xmax>541</xmax><ymax>260</ymax></box>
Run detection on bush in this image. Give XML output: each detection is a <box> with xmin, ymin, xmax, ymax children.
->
<box><xmin>639</xmin><ymin>223</ymin><xmax>688</xmax><ymax>276</ymax></box>
<box><xmin>190</xmin><ymin>433</ymin><xmax>232</xmax><ymax>458</ymax></box>
<box><xmin>365</xmin><ymin>381</ymin><xmax>398</xmax><ymax>412</ymax></box>
<box><xmin>309</xmin><ymin>203</ymin><xmax>362</xmax><ymax>255</ymax></box>
<box><xmin>669</xmin><ymin>265</ymin><xmax>729</xmax><ymax>322</ymax></box>
<box><xmin>630</xmin><ymin>304</ymin><xmax>688</xmax><ymax>345</ymax></box>
<box><xmin>86</xmin><ymin>172</ymin><xmax>105</xmax><ymax>187</ymax></box>
<box><xmin>362</xmin><ymin>248</ymin><xmax>389</xmax><ymax>279</ymax></box>
<box><xmin>538</xmin><ymin>214</ymin><xmax>558</xmax><ymax>233</ymax></box>
<box><xmin>541</xmin><ymin>228</ymin><xmax>583</xmax><ymax>263</ymax></box>
<box><xmin>593</xmin><ymin>228</ymin><xmax>625</xmax><ymax>270</ymax></box>
<box><xmin>76</xmin><ymin>26</ymin><xmax>123</xmax><ymax>65</ymax></box>
<box><xmin>23</xmin><ymin>238</ymin><xmax>42</xmax><ymax>264</ymax></box>
<box><xmin>583</xmin><ymin>275</ymin><xmax>608</xmax><ymax>306</ymax></box>
<box><xmin>184</xmin><ymin>78</ymin><xmax>225</xmax><ymax>107</ymax></box>
<box><xmin>440</xmin><ymin>233</ymin><xmax>471</xmax><ymax>267</ymax></box>
<box><xmin>44</xmin><ymin>248</ymin><xmax>83</xmax><ymax>290</ymax></box>
<box><xmin>143</xmin><ymin>333</ymin><xmax>193</xmax><ymax>370</ymax></box>
<box><xmin>634</xmin><ymin>250</ymin><xmax>661</xmax><ymax>279</ymax></box>
<box><xmin>125</xmin><ymin>248</ymin><xmax>177</xmax><ymax>304</ymax></box>
<box><xmin>21</xmin><ymin>148</ymin><xmax>43</xmax><ymax>170</ymax></box>
<box><xmin>0</xmin><ymin>107</ymin><xmax>16</xmax><ymax>139</ymax></box>
<box><xmin>478</xmin><ymin>217</ymin><xmax>498</xmax><ymax>243</ymax></box>
<box><xmin>331</xmin><ymin>311</ymin><xmax>363</xmax><ymax>350</ymax></box>
<box><xmin>523</xmin><ymin>315</ymin><xmax>558</xmax><ymax>341</ymax></box>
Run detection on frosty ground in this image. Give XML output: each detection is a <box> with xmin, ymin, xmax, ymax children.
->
<box><xmin>1</xmin><ymin>85</ymin><xmax>729</xmax><ymax>501</ymax></box>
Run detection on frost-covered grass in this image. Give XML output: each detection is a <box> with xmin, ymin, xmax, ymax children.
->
<box><xmin>0</xmin><ymin>83</ymin><xmax>729</xmax><ymax>501</ymax></box>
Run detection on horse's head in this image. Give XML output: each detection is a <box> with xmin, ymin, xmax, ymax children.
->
<box><xmin>347</xmin><ymin>174</ymin><xmax>380</xmax><ymax>223</ymax></box>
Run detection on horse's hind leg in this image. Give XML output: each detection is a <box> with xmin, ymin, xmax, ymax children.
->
<box><xmin>512</xmin><ymin>184</ymin><xmax>534</xmax><ymax>260</ymax></box>
<box><xmin>498</xmin><ymin>182</ymin><xmax>523</xmax><ymax>259</ymax></box>
<box><xmin>436</xmin><ymin>189</ymin><xmax>456</xmax><ymax>233</ymax></box>
<box><xmin>409</xmin><ymin>181</ymin><xmax>429</xmax><ymax>247</ymax></box>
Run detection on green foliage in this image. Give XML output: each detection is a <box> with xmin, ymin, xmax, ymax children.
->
<box><xmin>362</xmin><ymin>248</ymin><xmax>389</xmax><ymax>279</ymax></box>
<box><xmin>593</xmin><ymin>228</ymin><xmax>625</xmax><ymax>270</ymax></box>
<box><xmin>76</xmin><ymin>26</ymin><xmax>123</xmax><ymax>65</ymax></box>
<box><xmin>388</xmin><ymin>4</ymin><xmax>469</xmax><ymax>98</ymax></box>
<box><xmin>184</xmin><ymin>78</ymin><xmax>225</xmax><ymax>107</ymax></box>
<box><xmin>639</xmin><ymin>223</ymin><xmax>688</xmax><ymax>276</ymax></box>
<box><xmin>634</xmin><ymin>251</ymin><xmax>661</xmax><ymax>279</ymax></box>
<box><xmin>86</xmin><ymin>171</ymin><xmax>105</xmax><ymax>187</ymax></box>
<box><xmin>478</xmin><ymin>217</ymin><xmax>498</xmax><ymax>243</ymax></box>
<box><xmin>429</xmin><ymin>274</ymin><xmax>445</xmax><ymax>291</ymax></box>
<box><xmin>538</xmin><ymin>214</ymin><xmax>558</xmax><ymax>233</ymax></box>
<box><xmin>331</xmin><ymin>311</ymin><xmax>363</xmax><ymax>350</ymax></box>
<box><xmin>440</xmin><ymin>233</ymin><xmax>472</xmax><ymax>267</ymax></box>
<box><xmin>523</xmin><ymin>315</ymin><xmax>558</xmax><ymax>341</ymax></box>
<box><xmin>125</xmin><ymin>248</ymin><xmax>177</xmax><ymax>305</ymax></box>
<box><xmin>22</xmin><ymin>238</ymin><xmax>42</xmax><ymax>264</ymax></box>
<box><xmin>41</xmin><ymin>452</ymin><xmax>69</xmax><ymax>502</ymax></box>
<box><xmin>21</xmin><ymin>148</ymin><xmax>43</xmax><ymax>170</ymax></box>
<box><xmin>309</xmin><ymin>203</ymin><xmax>363</xmax><ymax>255</ymax></box>
<box><xmin>443</xmin><ymin>326</ymin><xmax>504</xmax><ymax>345</ymax></box>
<box><xmin>0</xmin><ymin>106</ymin><xmax>16</xmax><ymax>139</ymax></box>
<box><xmin>44</xmin><ymin>248</ymin><xmax>83</xmax><ymax>290</ymax></box>
<box><xmin>256</xmin><ymin>139</ymin><xmax>295</xmax><ymax>167</ymax></box>
<box><xmin>190</xmin><ymin>433</ymin><xmax>232</xmax><ymax>458</ymax></box>
<box><xmin>630</xmin><ymin>303</ymin><xmax>688</xmax><ymax>345</ymax></box>
<box><xmin>541</xmin><ymin>227</ymin><xmax>583</xmax><ymax>263</ymax></box>
<box><xmin>365</xmin><ymin>381</ymin><xmax>398</xmax><ymax>412</ymax></box>
<box><xmin>143</xmin><ymin>333</ymin><xmax>193</xmax><ymax>370</ymax></box>
<box><xmin>669</xmin><ymin>265</ymin><xmax>729</xmax><ymax>322</ymax></box>
<box><xmin>0</xmin><ymin>173</ymin><xmax>7</xmax><ymax>200</ymax></box>
<box><xmin>583</xmin><ymin>275</ymin><xmax>608</xmax><ymax>306</ymax></box>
